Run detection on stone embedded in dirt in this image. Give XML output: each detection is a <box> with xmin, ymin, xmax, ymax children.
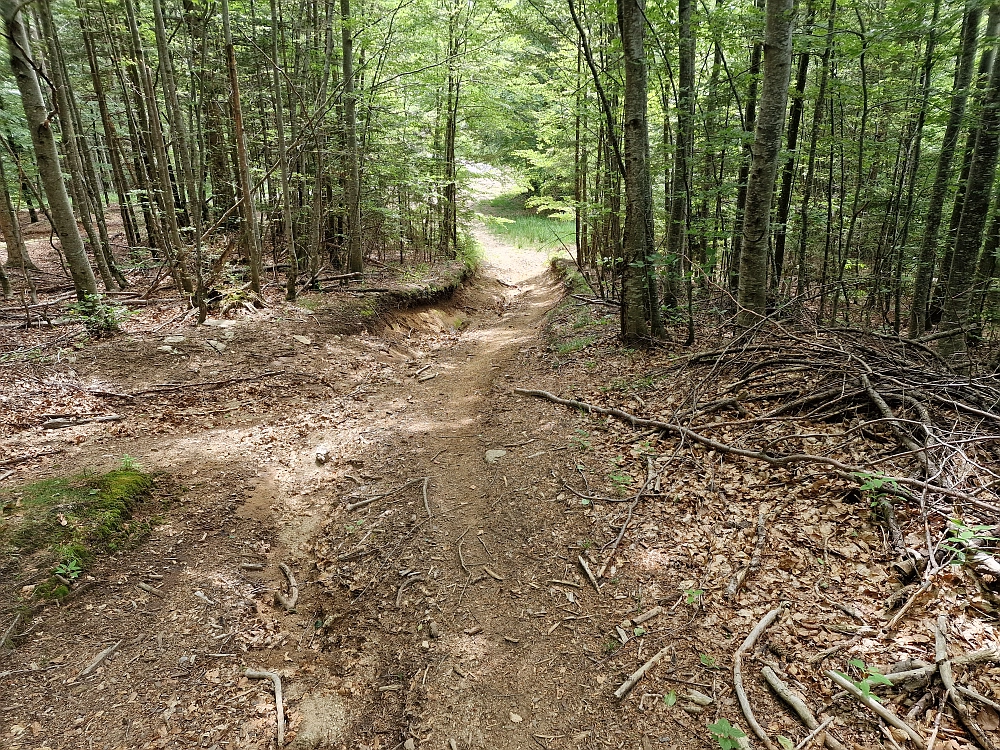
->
<box><xmin>428</xmin><ymin>620</ymin><xmax>439</xmax><ymax>638</ymax></box>
<box><xmin>163</xmin><ymin>335</ymin><xmax>185</xmax><ymax>345</ymax></box>
<box><xmin>156</xmin><ymin>345</ymin><xmax>180</xmax><ymax>355</ymax></box>
<box><xmin>293</xmin><ymin>335</ymin><xmax>312</xmax><ymax>345</ymax></box>
<box><xmin>205</xmin><ymin>339</ymin><xmax>227</xmax><ymax>353</ymax></box>
<box><xmin>509</xmin><ymin>712</ymin><xmax>522</xmax><ymax>723</ymax></box>
<box><xmin>403</xmin><ymin>740</ymin><xmax>415</xmax><ymax>750</ymax></box>
<box><xmin>484</xmin><ymin>449</ymin><xmax>507</xmax><ymax>464</ymax></box>
<box><xmin>316</xmin><ymin>448</ymin><xmax>330</xmax><ymax>465</ymax></box>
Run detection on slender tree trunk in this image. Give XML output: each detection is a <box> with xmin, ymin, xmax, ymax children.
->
<box><xmin>730</xmin><ymin>0</ymin><xmax>766</xmax><ymax>293</ymax></box>
<box><xmin>0</xmin><ymin>151</ymin><xmax>32</xmax><ymax>273</ymax></box>
<box><xmin>909</xmin><ymin>3</ymin><xmax>985</xmax><ymax>336</ymax></box>
<box><xmin>891</xmin><ymin>0</ymin><xmax>938</xmax><ymax>333</ymax></box>
<box><xmin>617</xmin><ymin>0</ymin><xmax>659</xmax><ymax>341</ymax></box>
<box><xmin>736</xmin><ymin>0</ymin><xmax>795</xmax><ymax>325</ymax></box>
<box><xmin>223</xmin><ymin>0</ymin><xmax>262</xmax><ymax>294</ymax></box>
<box><xmin>270</xmin><ymin>0</ymin><xmax>297</xmax><ymax>300</ymax></box>
<box><xmin>1</xmin><ymin>0</ymin><xmax>96</xmax><ymax>299</ymax></box>
<box><xmin>796</xmin><ymin>0</ymin><xmax>835</xmax><ymax>298</ymax></box>
<box><xmin>940</xmin><ymin>48</ymin><xmax>1000</xmax><ymax>358</ymax></box>
<box><xmin>341</xmin><ymin>0</ymin><xmax>363</xmax><ymax>274</ymax></box>
<box><xmin>932</xmin><ymin>5</ymin><xmax>1000</xmax><ymax>323</ymax></box>
<box><xmin>772</xmin><ymin>2</ymin><xmax>813</xmax><ymax>292</ymax></box>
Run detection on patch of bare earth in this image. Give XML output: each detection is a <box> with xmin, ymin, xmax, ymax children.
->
<box><xmin>3</xmin><ymin>216</ymin><xmax>999</xmax><ymax>750</ymax></box>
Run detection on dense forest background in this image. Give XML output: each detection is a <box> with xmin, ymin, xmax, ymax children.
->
<box><xmin>1</xmin><ymin>0</ymin><xmax>999</xmax><ymax>364</ymax></box>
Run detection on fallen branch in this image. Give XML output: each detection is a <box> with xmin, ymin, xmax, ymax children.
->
<box><xmin>41</xmin><ymin>414</ymin><xmax>122</xmax><ymax>429</ymax></box>
<box><xmin>273</xmin><ymin>563</ymin><xmax>298</xmax><ymax>612</ymax></box>
<box><xmin>614</xmin><ymin>644</ymin><xmax>672</xmax><ymax>700</ymax></box>
<box><xmin>513</xmin><ymin>388</ymin><xmax>1000</xmax><ymax>514</ymax></box>
<box><xmin>826</xmin><ymin>670</ymin><xmax>924</xmax><ymax>748</ymax></box>
<box><xmin>80</xmin><ymin>639</ymin><xmax>123</xmax><ymax>678</ymax></box>
<box><xmin>137</xmin><ymin>582</ymin><xmax>164</xmax><ymax>598</ymax></box>
<box><xmin>345</xmin><ymin>477</ymin><xmax>426</xmax><ymax>511</ymax></box>
<box><xmin>884</xmin><ymin>646</ymin><xmax>1000</xmax><ymax>684</ymax></box>
<box><xmin>935</xmin><ymin>616</ymin><xmax>997</xmax><ymax>750</ymax></box>
<box><xmin>761</xmin><ymin>666</ymin><xmax>846</xmax><ymax>750</ymax></box>
<box><xmin>422</xmin><ymin>477</ymin><xmax>431</xmax><ymax>518</ymax></box>
<box><xmin>734</xmin><ymin>606</ymin><xmax>784</xmax><ymax>750</ymax></box>
<box><xmin>1</xmin><ymin>614</ymin><xmax>20</xmax><ymax>648</ymax></box>
<box><xmin>578</xmin><ymin>555</ymin><xmax>600</xmax><ymax>593</ymax></box>
<box><xmin>726</xmin><ymin>503</ymin><xmax>769</xmax><ymax>600</ymax></box>
<box><xmin>246</xmin><ymin>669</ymin><xmax>284</xmax><ymax>746</ymax></box>
<box><xmin>134</xmin><ymin>370</ymin><xmax>285</xmax><ymax>396</ymax></box>
<box><xmin>795</xmin><ymin>718</ymin><xmax>836</xmax><ymax>750</ymax></box>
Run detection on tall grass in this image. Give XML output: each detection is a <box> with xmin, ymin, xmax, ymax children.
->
<box><xmin>479</xmin><ymin>192</ymin><xmax>575</xmax><ymax>252</ymax></box>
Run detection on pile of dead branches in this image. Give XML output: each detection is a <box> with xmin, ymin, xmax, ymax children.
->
<box><xmin>518</xmin><ymin>323</ymin><xmax>1000</xmax><ymax>601</ymax></box>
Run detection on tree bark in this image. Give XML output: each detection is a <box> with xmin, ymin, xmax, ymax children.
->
<box><xmin>1</xmin><ymin>0</ymin><xmax>97</xmax><ymax>300</ymax></box>
<box><xmin>909</xmin><ymin>2</ymin><xmax>985</xmax><ymax>336</ymax></box>
<box><xmin>771</xmin><ymin>2</ymin><xmax>813</xmax><ymax>292</ymax></box>
<box><xmin>736</xmin><ymin>0</ymin><xmax>795</xmax><ymax>325</ymax></box>
<box><xmin>617</xmin><ymin>0</ymin><xmax>660</xmax><ymax>342</ymax></box>
<box><xmin>223</xmin><ymin>0</ymin><xmax>262</xmax><ymax>294</ymax></box>
<box><xmin>939</xmin><ymin>45</ymin><xmax>1000</xmax><ymax>358</ymax></box>
<box><xmin>341</xmin><ymin>0</ymin><xmax>363</xmax><ymax>274</ymax></box>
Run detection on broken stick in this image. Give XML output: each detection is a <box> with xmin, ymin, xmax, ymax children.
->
<box><xmin>726</xmin><ymin>503</ymin><xmax>769</xmax><ymax>600</ymax></box>
<box><xmin>246</xmin><ymin>669</ymin><xmax>285</xmax><ymax>746</ymax></box>
<box><xmin>273</xmin><ymin>563</ymin><xmax>298</xmax><ymax>612</ymax></box>
<box><xmin>345</xmin><ymin>477</ymin><xmax>426</xmax><ymax>511</ymax></box>
<box><xmin>614</xmin><ymin>644</ymin><xmax>672</xmax><ymax>700</ymax></box>
<box><xmin>826</xmin><ymin>670</ymin><xmax>924</xmax><ymax>748</ymax></box>
<box><xmin>578</xmin><ymin>555</ymin><xmax>600</xmax><ymax>593</ymax></box>
<box><xmin>935</xmin><ymin>616</ymin><xmax>997</xmax><ymax>750</ymax></box>
<box><xmin>761</xmin><ymin>666</ymin><xmax>846</xmax><ymax>750</ymax></box>
<box><xmin>80</xmin><ymin>640</ymin><xmax>123</xmax><ymax>678</ymax></box>
<box><xmin>734</xmin><ymin>606</ymin><xmax>784</xmax><ymax>750</ymax></box>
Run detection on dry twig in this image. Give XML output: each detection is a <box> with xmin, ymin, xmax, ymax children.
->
<box><xmin>826</xmin><ymin>670</ymin><xmax>924</xmax><ymax>748</ymax></box>
<box><xmin>246</xmin><ymin>669</ymin><xmax>284</xmax><ymax>746</ymax></box>
<box><xmin>734</xmin><ymin>606</ymin><xmax>784</xmax><ymax>750</ymax></box>
<box><xmin>273</xmin><ymin>563</ymin><xmax>298</xmax><ymax>612</ymax></box>
<box><xmin>80</xmin><ymin>640</ymin><xmax>123</xmax><ymax>678</ymax></box>
<box><xmin>761</xmin><ymin>666</ymin><xmax>846</xmax><ymax>750</ymax></box>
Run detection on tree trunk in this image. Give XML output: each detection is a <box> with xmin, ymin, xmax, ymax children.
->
<box><xmin>341</xmin><ymin>0</ymin><xmax>363</xmax><ymax>274</ymax></box>
<box><xmin>223</xmin><ymin>0</ymin><xmax>262</xmax><ymax>294</ymax></box>
<box><xmin>617</xmin><ymin>0</ymin><xmax>660</xmax><ymax>341</ymax></box>
<box><xmin>736</xmin><ymin>0</ymin><xmax>795</xmax><ymax>325</ymax></box>
<box><xmin>271</xmin><ymin>0</ymin><xmax>297</xmax><ymax>300</ymax></box>
<box><xmin>0</xmin><ymin>152</ymin><xmax>33</xmax><ymax>271</ymax></box>
<box><xmin>772</xmin><ymin>2</ymin><xmax>813</xmax><ymax>292</ymax></box>
<box><xmin>909</xmin><ymin>2</ymin><xmax>986</xmax><ymax>336</ymax></box>
<box><xmin>939</xmin><ymin>47</ymin><xmax>1000</xmax><ymax>358</ymax></box>
<box><xmin>730</xmin><ymin>0</ymin><xmax>766</xmax><ymax>293</ymax></box>
<box><xmin>1</xmin><ymin>0</ymin><xmax>96</xmax><ymax>300</ymax></box>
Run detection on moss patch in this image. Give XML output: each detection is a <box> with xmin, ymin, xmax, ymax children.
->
<box><xmin>0</xmin><ymin>469</ymin><xmax>154</xmax><ymax>598</ymax></box>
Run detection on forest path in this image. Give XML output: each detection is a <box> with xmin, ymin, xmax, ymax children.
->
<box><xmin>2</xmin><ymin>219</ymin><xmax>703</xmax><ymax>750</ymax></box>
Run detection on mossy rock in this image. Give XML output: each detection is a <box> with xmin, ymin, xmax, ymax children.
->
<box><xmin>0</xmin><ymin>468</ymin><xmax>155</xmax><ymax>599</ymax></box>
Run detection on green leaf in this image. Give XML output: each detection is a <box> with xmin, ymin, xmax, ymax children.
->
<box><xmin>778</xmin><ymin>737</ymin><xmax>794</xmax><ymax>750</ymax></box>
<box><xmin>633</xmin><ymin>626</ymin><xmax>646</xmax><ymax>637</ymax></box>
<box><xmin>848</xmin><ymin>658</ymin><xmax>866</xmax><ymax>671</ymax></box>
<box><xmin>664</xmin><ymin>690</ymin><xmax>677</xmax><ymax>706</ymax></box>
<box><xmin>867</xmin><ymin>671</ymin><xmax>894</xmax><ymax>686</ymax></box>
<box><xmin>700</xmin><ymin>653</ymin><xmax>717</xmax><ymax>668</ymax></box>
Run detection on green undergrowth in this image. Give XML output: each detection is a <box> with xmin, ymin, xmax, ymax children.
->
<box><xmin>547</xmin><ymin>258</ymin><xmax>618</xmax><ymax>365</ymax></box>
<box><xmin>479</xmin><ymin>191</ymin><xmax>574</xmax><ymax>251</ymax></box>
<box><xmin>0</xmin><ymin>468</ymin><xmax>156</xmax><ymax>599</ymax></box>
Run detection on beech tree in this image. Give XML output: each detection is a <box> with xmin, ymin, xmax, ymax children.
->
<box><xmin>736</xmin><ymin>0</ymin><xmax>795</xmax><ymax>325</ymax></box>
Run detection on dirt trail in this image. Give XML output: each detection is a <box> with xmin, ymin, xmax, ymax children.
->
<box><xmin>5</xmin><ymin>224</ymin><xmax>708</xmax><ymax>750</ymax></box>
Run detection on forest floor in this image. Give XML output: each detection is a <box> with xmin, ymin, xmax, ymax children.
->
<box><xmin>2</xmin><ymin>206</ymin><xmax>1000</xmax><ymax>750</ymax></box>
